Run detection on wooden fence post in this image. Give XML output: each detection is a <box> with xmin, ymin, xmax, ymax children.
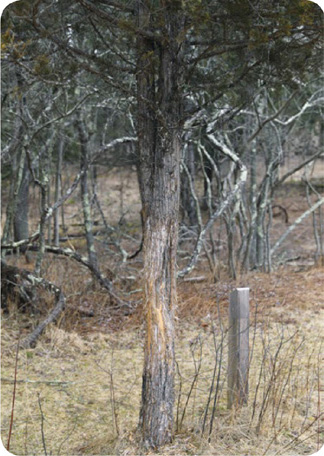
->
<box><xmin>227</xmin><ymin>287</ymin><xmax>250</xmax><ymax>409</ymax></box>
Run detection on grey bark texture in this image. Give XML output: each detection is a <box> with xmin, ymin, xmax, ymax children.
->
<box><xmin>77</xmin><ymin>117</ymin><xmax>99</xmax><ymax>270</ymax></box>
<box><xmin>1</xmin><ymin>150</ymin><xmax>26</xmax><ymax>258</ymax></box>
<box><xmin>271</xmin><ymin>197</ymin><xmax>324</xmax><ymax>255</ymax></box>
<box><xmin>181</xmin><ymin>141</ymin><xmax>199</xmax><ymax>227</ymax></box>
<box><xmin>54</xmin><ymin>137</ymin><xmax>64</xmax><ymax>247</ymax></box>
<box><xmin>137</xmin><ymin>2</ymin><xmax>184</xmax><ymax>448</ymax></box>
<box><xmin>13</xmin><ymin>156</ymin><xmax>30</xmax><ymax>244</ymax></box>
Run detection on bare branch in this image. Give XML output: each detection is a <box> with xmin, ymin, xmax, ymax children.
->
<box><xmin>178</xmin><ymin>132</ymin><xmax>247</xmax><ymax>277</ymax></box>
<box><xmin>274</xmin><ymin>152</ymin><xmax>322</xmax><ymax>189</ymax></box>
<box><xmin>1</xmin><ymin>260</ymin><xmax>66</xmax><ymax>349</ymax></box>
<box><xmin>23</xmin><ymin>245</ymin><xmax>132</xmax><ymax>309</ymax></box>
<box><xmin>271</xmin><ymin>197</ymin><xmax>324</xmax><ymax>256</ymax></box>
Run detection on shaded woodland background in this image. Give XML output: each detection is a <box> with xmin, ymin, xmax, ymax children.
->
<box><xmin>1</xmin><ymin>0</ymin><xmax>324</xmax><ymax>454</ymax></box>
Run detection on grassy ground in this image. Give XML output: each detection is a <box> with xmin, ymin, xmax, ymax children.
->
<box><xmin>1</xmin><ymin>264</ymin><xmax>323</xmax><ymax>455</ymax></box>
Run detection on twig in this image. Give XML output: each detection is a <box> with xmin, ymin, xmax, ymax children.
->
<box><xmin>178</xmin><ymin>132</ymin><xmax>247</xmax><ymax>278</ymax></box>
<box><xmin>181</xmin><ymin>276</ymin><xmax>206</xmax><ymax>283</ymax></box>
<box><xmin>208</xmin><ymin>319</ymin><xmax>225</xmax><ymax>442</ymax></box>
<box><xmin>1</xmin><ymin>378</ymin><xmax>75</xmax><ymax>386</ymax></box>
<box><xmin>1</xmin><ymin>137</ymin><xmax>137</xmax><ymax>252</ymax></box>
<box><xmin>94</xmin><ymin>356</ymin><xmax>119</xmax><ymax>436</ymax></box>
<box><xmin>17</xmin><ymin>245</ymin><xmax>132</xmax><ymax>308</ymax></box>
<box><xmin>317</xmin><ymin>351</ymin><xmax>321</xmax><ymax>452</ymax></box>
<box><xmin>37</xmin><ymin>393</ymin><xmax>48</xmax><ymax>456</ymax></box>
<box><xmin>179</xmin><ymin>337</ymin><xmax>203</xmax><ymax>430</ymax></box>
<box><xmin>7</xmin><ymin>331</ymin><xmax>20</xmax><ymax>452</ymax></box>
<box><xmin>175</xmin><ymin>360</ymin><xmax>183</xmax><ymax>433</ymax></box>
<box><xmin>57</xmin><ymin>421</ymin><xmax>78</xmax><ymax>456</ymax></box>
<box><xmin>272</xmin><ymin>412</ymin><xmax>324</xmax><ymax>456</ymax></box>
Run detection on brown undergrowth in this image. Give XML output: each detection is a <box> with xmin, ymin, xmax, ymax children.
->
<box><xmin>1</xmin><ymin>168</ymin><xmax>323</xmax><ymax>455</ymax></box>
<box><xmin>1</xmin><ymin>263</ymin><xmax>323</xmax><ymax>455</ymax></box>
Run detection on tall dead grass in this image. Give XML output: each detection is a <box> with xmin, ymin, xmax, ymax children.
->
<box><xmin>1</xmin><ymin>291</ymin><xmax>322</xmax><ymax>455</ymax></box>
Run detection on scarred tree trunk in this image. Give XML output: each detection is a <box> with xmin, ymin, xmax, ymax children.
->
<box><xmin>140</xmin><ymin>191</ymin><xmax>179</xmax><ymax>447</ymax></box>
<box><xmin>137</xmin><ymin>1</ymin><xmax>184</xmax><ymax>448</ymax></box>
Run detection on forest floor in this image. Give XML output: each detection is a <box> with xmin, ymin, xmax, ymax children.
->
<box><xmin>1</xmin><ymin>162</ymin><xmax>324</xmax><ymax>455</ymax></box>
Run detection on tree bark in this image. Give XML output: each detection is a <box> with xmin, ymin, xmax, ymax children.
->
<box><xmin>34</xmin><ymin>133</ymin><xmax>56</xmax><ymax>276</ymax></box>
<box><xmin>53</xmin><ymin>137</ymin><xmax>64</xmax><ymax>247</ymax></box>
<box><xmin>181</xmin><ymin>140</ymin><xmax>198</xmax><ymax>227</ymax></box>
<box><xmin>1</xmin><ymin>158</ymin><xmax>19</xmax><ymax>258</ymax></box>
<box><xmin>13</xmin><ymin>156</ymin><xmax>30</xmax><ymax>244</ymax></box>
<box><xmin>77</xmin><ymin>117</ymin><xmax>99</xmax><ymax>270</ymax></box>
<box><xmin>137</xmin><ymin>1</ymin><xmax>183</xmax><ymax>448</ymax></box>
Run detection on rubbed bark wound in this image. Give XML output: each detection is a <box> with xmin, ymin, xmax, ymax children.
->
<box><xmin>139</xmin><ymin>144</ymin><xmax>180</xmax><ymax>447</ymax></box>
<box><xmin>140</xmin><ymin>223</ymin><xmax>177</xmax><ymax>447</ymax></box>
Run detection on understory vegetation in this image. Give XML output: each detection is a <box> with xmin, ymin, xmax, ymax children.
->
<box><xmin>2</xmin><ymin>171</ymin><xmax>324</xmax><ymax>455</ymax></box>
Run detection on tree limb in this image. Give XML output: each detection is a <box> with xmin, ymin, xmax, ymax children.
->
<box><xmin>1</xmin><ymin>260</ymin><xmax>66</xmax><ymax>349</ymax></box>
<box><xmin>271</xmin><ymin>197</ymin><xmax>324</xmax><ymax>256</ymax></box>
<box><xmin>274</xmin><ymin>152</ymin><xmax>322</xmax><ymax>190</ymax></box>
<box><xmin>21</xmin><ymin>290</ymin><xmax>65</xmax><ymax>349</ymax></box>
<box><xmin>14</xmin><ymin>245</ymin><xmax>132</xmax><ymax>309</ymax></box>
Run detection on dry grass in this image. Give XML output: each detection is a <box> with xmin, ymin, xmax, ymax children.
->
<box><xmin>1</xmin><ymin>324</ymin><xmax>144</xmax><ymax>455</ymax></box>
<box><xmin>1</xmin><ymin>268</ymin><xmax>323</xmax><ymax>455</ymax></box>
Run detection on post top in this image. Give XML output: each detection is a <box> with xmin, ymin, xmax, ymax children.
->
<box><xmin>236</xmin><ymin>287</ymin><xmax>249</xmax><ymax>291</ymax></box>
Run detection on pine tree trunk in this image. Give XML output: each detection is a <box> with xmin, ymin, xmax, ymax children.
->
<box><xmin>137</xmin><ymin>1</ymin><xmax>184</xmax><ymax>447</ymax></box>
<box><xmin>140</xmin><ymin>198</ymin><xmax>179</xmax><ymax>447</ymax></box>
